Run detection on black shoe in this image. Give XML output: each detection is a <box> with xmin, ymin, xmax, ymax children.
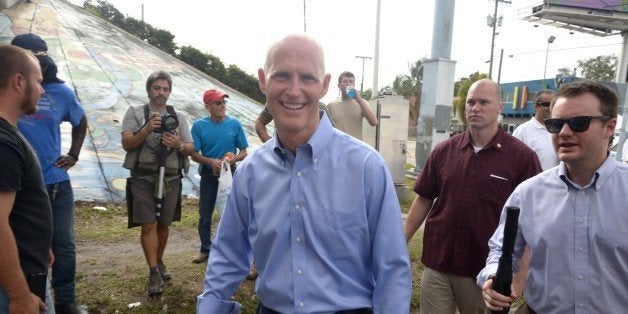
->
<box><xmin>55</xmin><ymin>303</ymin><xmax>88</xmax><ymax>314</ymax></box>
<box><xmin>147</xmin><ymin>267</ymin><xmax>163</xmax><ymax>296</ymax></box>
<box><xmin>192</xmin><ymin>252</ymin><xmax>208</xmax><ymax>264</ymax></box>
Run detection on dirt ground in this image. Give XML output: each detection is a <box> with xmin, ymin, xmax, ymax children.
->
<box><xmin>73</xmin><ymin>201</ymin><xmax>257</xmax><ymax>313</ymax></box>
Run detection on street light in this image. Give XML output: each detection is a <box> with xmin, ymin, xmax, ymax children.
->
<box><xmin>542</xmin><ymin>35</ymin><xmax>556</xmax><ymax>88</ymax></box>
<box><xmin>355</xmin><ymin>55</ymin><xmax>372</xmax><ymax>92</ymax></box>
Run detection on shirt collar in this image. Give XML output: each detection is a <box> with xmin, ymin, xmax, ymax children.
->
<box><xmin>530</xmin><ymin>117</ymin><xmax>546</xmax><ymax>130</ymax></box>
<box><xmin>272</xmin><ymin>110</ymin><xmax>332</xmax><ymax>163</ymax></box>
<box><xmin>459</xmin><ymin>127</ymin><xmax>507</xmax><ymax>153</ymax></box>
<box><xmin>558</xmin><ymin>153</ymin><xmax>616</xmax><ymax>191</ymax></box>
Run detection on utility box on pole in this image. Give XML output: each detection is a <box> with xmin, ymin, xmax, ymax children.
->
<box><xmin>363</xmin><ymin>95</ymin><xmax>410</xmax><ymax>201</ymax></box>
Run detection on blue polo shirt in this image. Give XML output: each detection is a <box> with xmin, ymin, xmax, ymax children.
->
<box><xmin>191</xmin><ymin>115</ymin><xmax>248</xmax><ymax>159</ymax></box>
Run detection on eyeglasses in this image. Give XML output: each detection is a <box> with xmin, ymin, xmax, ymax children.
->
<box><xmin>536</xmin><ymin>101</ymin><xmax>551</xmax><ymax>107</ymax></box>
<box><xmin>544</xmin><ymin>116</ymin><xmax>611</xmax><ymax>133</ymax></box>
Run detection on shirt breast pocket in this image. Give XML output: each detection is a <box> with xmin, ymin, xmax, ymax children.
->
<box><xmin>597</xmin><ymin>229</ymin><xmax>628</xmax><ymax>269</ymax></box>
<box><xmin>315</xmin><ymin>208</ymin><xmax>366</xmax><ymax>259</ymax></box>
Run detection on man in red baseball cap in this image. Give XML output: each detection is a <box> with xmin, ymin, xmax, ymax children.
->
<box><xmin>190</xmin><ymin>89</ymin><xmax>249</xmax><ymax>265</ymax></box>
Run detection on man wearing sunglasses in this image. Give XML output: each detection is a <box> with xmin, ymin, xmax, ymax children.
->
<box><xmin>479</xmin><ymin>80</ymin><xmax>628</xmax><ymax>313</ymax></box>
<box><xmin>513</xmin><ymin>89</ymin><xmax>559</xmax><ymax>171</ymax></box>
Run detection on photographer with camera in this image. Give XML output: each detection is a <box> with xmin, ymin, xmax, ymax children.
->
<box><xmin>121</xmin><ymin>71</ymin><xmax>193</xmax><ymax>296</ymax></box>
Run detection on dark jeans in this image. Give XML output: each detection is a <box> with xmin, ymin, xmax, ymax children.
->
<box><xmin>198</xmin><ymin>166</ymin><xmax>219</xmax><ymax>254</ymax></box>
<box><xmin>256</xmin><ymin>302</ymin><xmax>373</xmax><ymax>314</ymax></box>
<box><xmin>47</xmin><ymin>180</ymin><xmax>76</xmax><ymax>305</ymax></box>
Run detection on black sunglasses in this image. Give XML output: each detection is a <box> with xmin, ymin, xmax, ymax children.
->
<box><xmin>544</xmin><ymin>116</ymin><xmax>611</xmax><ymax>133</ymax></box>
<box><xmin>536</xmin><ymin>101</ymin><xmax>551</xmax><ymax>107</ymax></box>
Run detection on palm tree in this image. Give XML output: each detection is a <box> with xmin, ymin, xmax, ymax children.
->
<box><xmin>392</xmin><ymin>58</ymin><xmax>426</xmax><ymax>124</ymax></box>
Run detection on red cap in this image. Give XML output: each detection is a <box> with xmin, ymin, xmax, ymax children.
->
<box><xmin>203</xmin><ymin>89</ymin><xmax>229</xmax><ymax>104</ymax></box>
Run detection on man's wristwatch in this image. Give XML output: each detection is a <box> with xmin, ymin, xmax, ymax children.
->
<box><xmin>178</xmin><ymin>142</ymin><xmax>185</xmax><ymax>151</ymax></box>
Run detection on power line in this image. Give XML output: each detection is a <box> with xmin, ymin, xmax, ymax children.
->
<box><xmin>511</xmin><ymin>42</ymin><xmax>623</xmax><ymax>56</ymax></box>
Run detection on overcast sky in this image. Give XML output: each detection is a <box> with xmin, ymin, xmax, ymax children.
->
<box><xmin>69</xmin><ymin>0</ymin><xmax>623</xmax><ymax>103</ymax></box>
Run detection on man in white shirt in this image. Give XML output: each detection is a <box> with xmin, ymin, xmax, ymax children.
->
<box><xmin>622</xmin><ymin>137</ymin><xmax>628</xmax><ymax>163</ymax></box>
<box><xmin>513</xmin><ymin>89</ymin><xmax>559</xmax><ymax>170</ymax></box>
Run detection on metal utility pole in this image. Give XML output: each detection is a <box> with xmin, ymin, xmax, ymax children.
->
<box><xmin>303</xmin><ymin>0</ymin><xmax>307</xmax><ymax>32</ymax></box>
<box><xmin>488</xmin><ymin>0</ymin><xmax>511</xmax><ymax>79</ymax></box>
<box><xmin>415</xmin><ymin>0</ymin><xmax>456</xmax><ymax>170</ymax></box>
<box><xmin>372</xmin><ymin>0</ymin><xmax>381</xmax><ymax>95</ymax></box>
<box><xmin>355</xmin><ymin>56</ymin><xmax>372</xmax><ymax>92</ymax></box>
<box><xmin>497</xmin><ymin>49</ymin><xmax>504</xmax><ymax>84</ymax></box>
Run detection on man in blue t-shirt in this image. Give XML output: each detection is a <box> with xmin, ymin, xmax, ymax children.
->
<box><xmin>12</xmin><ymin>33</ymin><xmax>87</xmax><ymax>314</ymax></box>
<box><xmin>191</xmin><ymin>89</ymin><xmax>248</xmax><ymax>265</ymax></box>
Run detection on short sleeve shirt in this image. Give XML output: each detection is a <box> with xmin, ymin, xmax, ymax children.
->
<box><xmin>415</xmin><ymin>128</ymin><xmax>542</xmax><ymax>277</ymax></box>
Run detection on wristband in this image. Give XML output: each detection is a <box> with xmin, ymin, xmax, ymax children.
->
<box><xmin>178</xmin><ymin>142</ymin><xmax>185</xmax><ymax>152</ymax></box>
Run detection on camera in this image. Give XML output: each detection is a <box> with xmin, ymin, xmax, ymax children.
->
<box><xmin>155</xmin><ymin>113</ymin><xmax>179</xmax><ymax>134</ymax></box>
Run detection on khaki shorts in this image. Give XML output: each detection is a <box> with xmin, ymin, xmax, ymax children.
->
<box><xmin>129</xmin><ymin>177</ymin><xmax>180</xmax><ymax>225</ymax></box>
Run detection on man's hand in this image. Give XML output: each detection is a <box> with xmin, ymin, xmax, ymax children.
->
<box><xmin>54</xmin><ymin>155</ymin><xmax>77</xmax><ymax>170</ymax></box>
<box><xmin>9</xmin><ymin>292</ymin><xmax>47</xmax><ymax>313</ymax></box>
<box><xmin>481</xmin><ymin>278</ymin><xmax>514</xmax><ymax>311</ymax></box>
<box><xmin>143</xmin><ymin>113</ymin><xmax>162</xmax><ymax>133</ymax></box>
<box><xmin>48</xmin><ymin>249</ymin><xmax>55</xmax><ymax>268</ymax></box>
<box><xmin>161</xmin><ymin>131</ymin><xmax>181</xmax><ymax>149</ymax></box>
<box><xmin>211</xmin><ymin>158</ymin><xmax>222</xmax><ymax>174</ymax></box>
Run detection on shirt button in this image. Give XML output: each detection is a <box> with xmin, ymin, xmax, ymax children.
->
<box><xmin>578</xmin><ymin>247</ymin><xmax>584</xmax><ymax>252</ymax></box>
<box><xmin>577</xmin><ymin>275</ymin><xmax>584</xmax><ymax>280</ymax></box>
<box><xmin>296</xmin><ymin>237</ymin><xmax>301</xmax><ymax>242</ymax></box>
<box><xmin>299</xmin><ymin>302</ymin><xmax>304</xmax><ymax>308</ymax></box>
<box><xmin>297</xmin><ymin>268</ymin><xmax>302</xmax><ymax>274</ymax></box>
<box><xmin>578</xmin><ymin>303</ymin><xmax>584</xmax><ymax>308</ymax></box>
<box><xmin>295</xmin><ymin>204</ymin><xmax>300</xmax><ymax>210</ymax></box>
<box><xmin>580</xmin><ymin>191</ymin><xmax>585</xmax><ymax>196</ymax></box>
<box><xmin>297</xmin><ymin>171</ymin><xmax>302</xmax><ymax>176</ymax></box>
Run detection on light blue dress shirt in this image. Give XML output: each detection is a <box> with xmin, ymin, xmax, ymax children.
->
<box><xmin>197</xmin><ymin>113</ymin><xmax>411</xmax><ymax>313</ymax></box>
<box><xmin>478</xmin><ymin>155</ymin><xmax>628</xmax><ymax>313</ymax></box>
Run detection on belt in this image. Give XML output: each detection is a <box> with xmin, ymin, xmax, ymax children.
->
<box><xmin>257</xmin><ymin>302</ymin><xmax>373</xmax><ymax>314</ymax></box>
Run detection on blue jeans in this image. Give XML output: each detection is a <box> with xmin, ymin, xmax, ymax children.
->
<box><xmin>47</xmin><ymin>180</ymin><xmax>76</xmax><ymax>305</ymax></box>
<box><xmin>198</xmin><ymin>166</ymin><xmax>219</xmax><ymax>254</ymax></box>
<box><xmin>0</xmin><ymin>280</ymin><xmax>55</xmax><ymax>313</ymax></box>
<box><xmin>0</xmin><ymin>286</ymin><xmax>7</xmax><ymax>312</ymax></box>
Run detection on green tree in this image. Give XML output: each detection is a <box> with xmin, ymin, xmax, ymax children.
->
<box><xmin>148</xmin><ymin>28</ymin><xmax>177</xmax><ymax>55</ymax></box>
<box><xmin>361</xmin><ymin>89</ymin><xmax>373</xmax><ymax>100</ymax></box>
<box><xmin>224</xmin><ymin>65</ymin><xmax>265</xmax><ymax>103</ymax></box>
<box><xmin>83</xmin><ymin>0</ymin><xmax>264</xmax><ymax>103</ymax></box>
<box><xmin>577</xmin><ymin>55</ymin><xmax>617</xmax><ymax>81</ymax></box>
<box><xmin>84</xmin><ymin>0</ymin><xmax>124</xmax><ymax>26</ymax></box>
<box><xmin>454</xmin><ymin>72</ymin><xmax>487</xmax><ymax>127</ymax></box>
<box><xmin>392</xmin><ymin>58</ymin><xmax>426</xmax><ymax>124</ymax></box>
<box><xmin>177</xmin><ymin>46</ymin><xmax>210</xmax><ymax>72</ymax></box>
<box><xmin>556</xmin><ymin>67</ymin><xmax>573</xmax><ymax>77</ymax></box>
<box><xmin>122</xmin><ymin>17</ymin><xmax>151</xmax><ymax>40</ymax></box>
<box><xmin>205</xmin><ymin>54</ymin><xmax>227</xmax><ymax>82</ymax></box>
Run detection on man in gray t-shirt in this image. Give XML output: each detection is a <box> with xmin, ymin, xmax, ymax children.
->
<box><xmin>327</xmin><ymin>71</ymin><xmax>378</xmax><ymax>140</ymax></box>
<box><xmin>120</xmin><ymin>71</ymin><xmax>193</xmax><ymax>296</ymax></box>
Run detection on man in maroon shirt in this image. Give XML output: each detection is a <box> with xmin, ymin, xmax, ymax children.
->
<box><xmin>404</xmin><ymin>79</ymin><xmax>541</xmax><ymax>313</ymax></box>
